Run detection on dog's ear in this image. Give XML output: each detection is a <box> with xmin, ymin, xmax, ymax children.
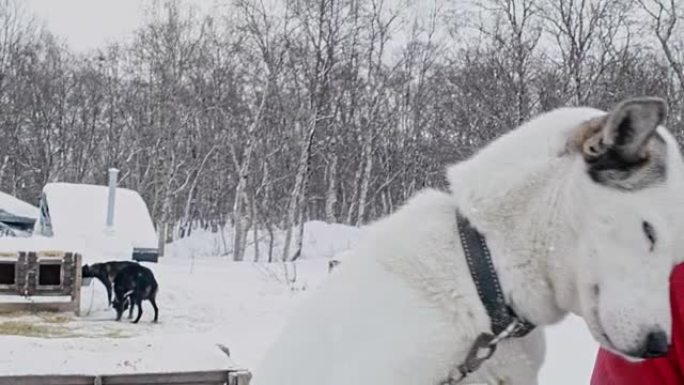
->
<box><xmin>583</xmin><ymin>97</ymin><xmax>667</xmax><ymax>163</ymax></box>
<box><xmin>579</xmin><ymin>97</ymin><xmax>669</xmax><ymax>190</ymax></box>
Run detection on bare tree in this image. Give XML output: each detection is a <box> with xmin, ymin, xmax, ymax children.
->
<box><xmin>637</xmin><ymin>0</ymin><xmax>684</xmax><ymax>90</ymax></box>
<box><xmin>478</xmin><ymin>0</ymin><xmax>542</xmax><ymax>122</ymax></box>
<box><xmin>1</xmin><ymin>0</ymin><xmax>682</xmax><ymax>260</ymax></box>
<box><xmin>541</xmin><ymin>0</ymin><xmax>632</xmax><ymax>105</ymax></box>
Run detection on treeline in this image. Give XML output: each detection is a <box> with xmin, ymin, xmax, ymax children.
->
<box><xmin>0</xmin><ymin>0</ymin><xmax>682</xmax><ymax>260</ymax></box>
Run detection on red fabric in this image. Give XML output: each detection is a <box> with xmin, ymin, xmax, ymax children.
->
<box><xmin>590</xmin><ymin>263</ymin><xmax>684</xmax><ymax>385</ymax></box>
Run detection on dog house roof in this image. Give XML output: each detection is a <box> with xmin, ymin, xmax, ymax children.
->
<box><xmin>0</xmin><ymin>191</ymin><xmax>39</xmax><ymax>219</ymax></box>
<box><xmin>0</xmin><ymin>192</ymin><xmax>38</xmax><ymax>237</ymax></box>
<box><xmin>36</xmin><ymin>183</ymin><xmax>157</xmax><ymax>261</ymax></box>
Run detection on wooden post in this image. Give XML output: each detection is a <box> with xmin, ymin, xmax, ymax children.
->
<box><xmin>73</xmin><ymin>253</ymin><xmax>82</xmax><ymax>316</ymax></box>
<box><xmin>229</xmin><ymin>370</ymin><xmax>252</xmax><ymax>385</ymax></box>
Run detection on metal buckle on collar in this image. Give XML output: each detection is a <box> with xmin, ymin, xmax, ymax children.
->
<box><xmin>458</xmin><ymin>333</ymin><xmax>498</xmax><ymax>376</ymax></box>
<box><xmin>441</xmin><ymin>320</ymin><xmax>521</xmax><ymax>385</ymax></box>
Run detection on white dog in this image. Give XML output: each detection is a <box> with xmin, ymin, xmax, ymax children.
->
<box><xmin>252</xmin><ymin>97</ymin><xmax>684</xmax><ymax>385</ymax></box>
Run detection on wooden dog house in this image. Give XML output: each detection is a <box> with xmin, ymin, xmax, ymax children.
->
<box><xmin>0</xmin><ymin>249</ymin><xmax>81</xmax><ymax>314</ymax></box>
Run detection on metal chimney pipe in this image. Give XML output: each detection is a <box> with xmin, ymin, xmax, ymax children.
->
<box><xmin>106</xmin><ymin>168</ymin><xmax>119</xmax><ymax>228</ymax></box>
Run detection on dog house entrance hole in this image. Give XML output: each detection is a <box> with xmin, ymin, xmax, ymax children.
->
<box><xmin>38</xmin><ymin>263</ymin><xmax>61</xmax><ymax>286</ymax></box>
<box><xmin>0</xmin><ymin>262</ymin><xmax>15</xmax><ymax>285</ymax></box>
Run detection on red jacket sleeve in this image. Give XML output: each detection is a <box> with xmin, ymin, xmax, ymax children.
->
<box><xmin>590</xmin><ymin>263</ymin><xmax>684</xmax><ymax>385</ymax></box>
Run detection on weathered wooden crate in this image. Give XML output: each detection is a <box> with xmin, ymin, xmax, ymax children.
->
<box><xmin>0</xmin><ymin>251</ymin><xmax>82</xmax><ymax>315</ymax></box>
<box><xmin>0</xmin><ymin>369</ymin><xmax>252</xmax><ymax>385</ymax></box>
<box><xmin>0</xmin><ymin>375</ymin><xmax>92</xmax><ymax>385</ymax></box>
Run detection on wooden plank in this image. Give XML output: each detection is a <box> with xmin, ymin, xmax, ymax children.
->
<box><xmin>73</xmin><ymin>253</ymin><xmax>82</xmax><ymax>316</ymax></box>
<box><xmin>0</xmin><ymin>375</ymin><xmax>93</xmax><ymax>385</ymax></box>
<box><xmin>101</xmin><ymin>370</ymin><xmax>229</xmax><ymax>385</ymax></box>
<box><xmin>35</xmin><ymin>251</ymin><xmax>67</xmax><ymax>258</ymax></box>
<box><xmin>0</xmin><ymin>301</ymin><xmax>78</xmax><ymax>313</ymax></box>
<box><xmin>0</xmin><ymin>370</ymin><xmax>250</xmax><ymax>385</ymax></box>
<box><xmin>12</xmin><ymin>291</ymin><xmax>74</xmax><ymax>297</ymax></box>
<box><xmin>108</xmin><ymin>381</ymin><xmax>226</xmax><ymax>385</ymax></box>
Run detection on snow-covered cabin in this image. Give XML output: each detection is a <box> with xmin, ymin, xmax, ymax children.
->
<box><xmin>0</xmin><ymin>191</ymin><xmax>39</xmax><ymax>237</ymax></box>
<box><xmin>33</xmin><ymin>182</ymin><xmax>159</xmax><ymax>263</ymax></box>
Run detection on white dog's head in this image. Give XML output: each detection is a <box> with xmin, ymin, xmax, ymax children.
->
<box><xmin>449</xmin><ymin>97</ymin><xmax>684</xmax><ymax>361</ymax></box>
<box><xmin>564</xmin><ymin>98</ymin><xmax>684</xmax><ymax>360</ymax></box>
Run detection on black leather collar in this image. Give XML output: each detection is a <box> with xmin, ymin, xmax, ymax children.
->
<box><xmin>456</xmin><ymin>210</ymin><xmax>535</xmax><ymax>338</ymax></box>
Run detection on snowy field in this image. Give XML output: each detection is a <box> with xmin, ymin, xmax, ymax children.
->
<box><xmin>0</xmin><ymin>222</ymin><xmax>598</xmax><ymax>384</ymax></box>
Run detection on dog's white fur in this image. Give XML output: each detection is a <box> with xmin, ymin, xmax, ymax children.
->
<box><xmin>251</xmin><ymin>101</ymin><xmax>684</xmax><ymax>385</ymax></box>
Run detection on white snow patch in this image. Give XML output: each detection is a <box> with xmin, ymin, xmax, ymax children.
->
<box><xmin>166</xmin><ymin>220</ymin><xmax>362</xmax><ymax>261</ymax></box>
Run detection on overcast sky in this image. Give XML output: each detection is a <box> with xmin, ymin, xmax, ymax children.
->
<box><xmin>23</xmin><ymin>0</ymin><xmax>216</xmax><ymax>52</ymax></box>
<box><xmin>20</xmin><ymin>0</ymin><xmax>476</xmax><ymax>58</ymax></box>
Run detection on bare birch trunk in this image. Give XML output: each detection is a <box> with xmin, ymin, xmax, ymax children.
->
<box><xmin>239</xmin><ymin>191</ymin><xmax>252</xmax><ymax>260</ymax></box>
<box><xmin>157</xmin><ymin>193</ymin><xmax>172</xmax><ymax>257</ymax></box>
<box><xmin>324</xmin><ymin>154</ymin><xmax>338</xmax><ymax>223</ymax></box>
<box><xmin>266</xmin><ymin>222</ymin><xmax>275</xmax><ymax>263</ymax></box>
<box><xmin>231</xmin><ymin>166</ymin><xmax>249</xmax><ymax>262</ymax></box>
<box><xmin>0</xmin><ymin>155</ymin><xmax>9</xmax><ymax>187</ymax></box>
<box><xmin>345</xmin><ymin>163</ymin><xmax>363</xmax><ymax>224</ymax></box>
<box><xmin>282</xmin><ymin>119</ymin><xmax>317</xmax><ymax>261</ymax></box>
<box><xmin>181</xmin><ymin>146</ymin><xmax>216</xmax><ymax>238</ymax></box>
<box><xmin>355</xmin><ymin>132</ymin><xmax>373</xmax><ymax>226</ymax></box>
<box><xmin>232</xmin><ymin>82</ymin><xmax>268</xmax><ymax>262</ymax></box>
<box><xmin>292</xmin><ymin>202</ymin><xmax>306</xmax><ymax>261</ymax></box>
<box><xmin>251</xmin><ymin>197</ymin><xmax>260</xmax><ymax>262</ymax></box>
<box><xmin>157</xmin><ymin>221</ymin><xmax>167</xmax><ymax>256</ymax></box>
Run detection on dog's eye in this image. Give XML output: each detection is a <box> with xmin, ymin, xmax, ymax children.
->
<box><xmin>642</xmin><ymin>221</ymin><xmax>656</xmax><ymax>251</ymax></box>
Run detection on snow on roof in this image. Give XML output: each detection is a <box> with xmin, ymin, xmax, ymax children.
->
<box><xmin>41</xmin><ymin>182</ymin><xmax>157</xmax><ymax>251</ymax></box>
<box><xmin>0</xmin><ymin>191</ymin><xmax>39</xmax><ymax>219</ymax></box>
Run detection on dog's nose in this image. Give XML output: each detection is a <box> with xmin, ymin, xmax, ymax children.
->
<box><xmin>642</xmin><ymin>330</ymin><xmax>670</xmax><ymax>358</ymax></box>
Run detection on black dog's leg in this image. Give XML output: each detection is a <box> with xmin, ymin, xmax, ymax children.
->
<box><xmin>127</xmin><ymin>301</ymin><xmax>134</xmax><ymax>319</ymax></box>
<box><xmin>106</xmin><ymin>281</ymin><xmax>113</xmax><ymax>306</ymax></box>
<box><xmin>133</xmin><ymin>299</ymin><xmax>143</xmax><ymax>323</ymax></box>
<box><xmin>150</xmin><ymin>297</ymin><xmax>159</xmax><ymax>323</ymax></box>
<box><xmin>96</xmin><ymin>274</ymin><xmax>112</xmax><ymax>306</ymax></box>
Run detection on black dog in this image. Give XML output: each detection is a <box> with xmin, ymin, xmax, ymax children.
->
<box><xmin>112</xmin><ymin>263</ymin><xmax>159</xmax><ymax>323</ymax></box>
<box><xmin>82</xmin><ymin>261</ymin><xmax>139</xmax><ymax>306</ymax></box>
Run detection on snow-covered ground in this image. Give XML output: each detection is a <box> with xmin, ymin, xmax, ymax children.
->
<box><xmin>0</xmin><ymin>258</ymin><xmax>330</xmax><ymax>375</ymax></box>
<box><xmin>0</xmin><ymin>221</ymin><xmax>598</xmax><ymax>384</ymax></box>
<box><xmin>166</xmin><ymin>220</ymin><xmax>362</xmax><ymax>261</ymax></box>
